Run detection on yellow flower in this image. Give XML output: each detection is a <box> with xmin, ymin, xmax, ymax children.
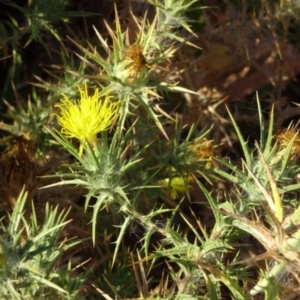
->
<box><xmin>159</xmin><ymin>169</ymin><xmax>194</xmax><ymax>199</ymax></box>
<box><xmin>55</xmin><ymin>85</ymin><xmax>118</xmax><ymax>155</ymax></box>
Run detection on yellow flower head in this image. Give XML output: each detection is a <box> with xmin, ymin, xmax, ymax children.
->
<box><xmin>55</xmin><ymin>84</ymin><xmax>118</xmax><ymax>155</ymax></box>
<box><xmin>159</xmin><ymin>168</ymin><xmax>194</xmax><ymax>200</ymax></box>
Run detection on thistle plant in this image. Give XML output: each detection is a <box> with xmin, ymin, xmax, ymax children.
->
<box><xmin>47</xmin><ymin>0</ymin><xmax>206</xmax><ymax>234</ymax></box>
<box><xmin>42</xmin><ymin>1</ymin><xmax>238</xmax><ymax>298</ymax></box>
<box><xmin>5</xmin><ymin>0</ymin><xmax>300</xmax><ymax>299</ymax></box>
<box><xmin>69</xmin><ymin>1</ymin><xmax>198</xmax><ymax>138</ymax></box>
<box><xmin>48</xmin><ymin>78</ymin><xmax>237</xmax><ymax>299</ymax></box>
<box><xmin>213</xmin><ymin>97</ymin><xmax>300</xmax><ymax>298</ymax></box>
<box><xmin>0</xmin><ymin>188</ymin><xmax>84</xmax><ymax>299</ymax></box>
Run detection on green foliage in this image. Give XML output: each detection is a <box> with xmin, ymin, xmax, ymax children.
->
<box><xmin>0</xmin><ymin>0</ymin><xmax>86</xmax><ymax>49</ymax></box>
<box><xmin>0</xmin><ymin>189</ymin><xmax>84</xmax><ymax>299</ymax></box>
